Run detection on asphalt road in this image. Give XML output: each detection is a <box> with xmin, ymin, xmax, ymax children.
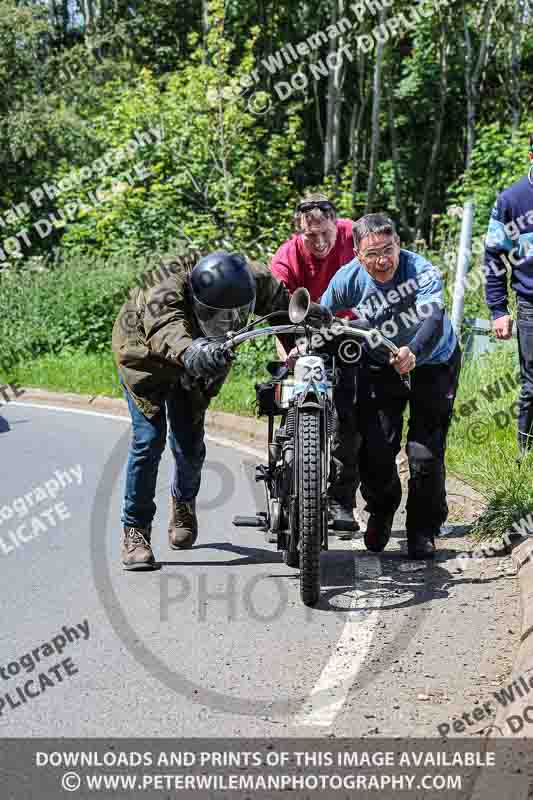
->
<box><xmin>0</xmin><ymin>400</ymin><xmax>520</xmax><ymax>739</ymax></box>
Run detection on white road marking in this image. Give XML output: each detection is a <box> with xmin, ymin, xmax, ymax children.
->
<box><xmin>10</xmin><ymin>400</ymin><xmax>131</xmax><ymax>422</ymax></box>
<box><xmin>291</xmin><ymin>547</ymin><xmax>383</xmax><ymax>729</ymax></box>
<box><xmin>9</xmin><ymin>401</ymin><xmax>264</xmax><ymax>458</ymax></box>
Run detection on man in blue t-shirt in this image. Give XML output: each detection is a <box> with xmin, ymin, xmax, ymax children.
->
<box><xmin>484</xmin><ymin>135</ymin><xmax>533</xmax><ymax>455</ymax></box>
<box><xmin>321</xmin><ymin>213</ymin><xmax>461</xmax><ymax>559</ymax></box>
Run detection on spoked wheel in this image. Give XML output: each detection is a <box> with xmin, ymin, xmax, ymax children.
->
<box><xmin>298</xmin><ymin>409</ymin><xmax>323</xmax><ymax>606</ymax></box>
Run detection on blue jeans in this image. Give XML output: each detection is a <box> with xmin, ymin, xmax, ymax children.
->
<box><xmin>121</xmin><ymin>381</ymin><xmax>207</xmax><ymax>528</ymax></box>
<box><xmin>517</xmin><ymin>296</ymin><xmax>533</xmax><ymax>453</ymax></box>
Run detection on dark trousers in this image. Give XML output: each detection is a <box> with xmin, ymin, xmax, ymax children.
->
<box><xmin>329</xmin><ymin>364</ymin><xmax>361</xmax><ymax>506</ymax></box>
<box><xmin>517</xmin><ymin>297</ymin><xmax>533</xmax><ymax>453</ymax></box>
<box><xmin>357</xmin><ymin>345</ymin><xmax>462</xmax><ymax>535</ymax></box>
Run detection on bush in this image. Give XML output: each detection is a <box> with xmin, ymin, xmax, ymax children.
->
<box><xmin>469</xmin><ymin>450</ymin><xmax>533</xmax><ymax>542</ymax></box>
<box><xmin>231</xmin><ymin>334</ymin><xmax>276</xmax><ymax>378</ymax></box>
<box><xmin>449</xmin><ymin>117</ymin><xmax>533</xmax><ymax>237</ymax></box>
<box><xmin>0</xmin><ymin>252</ymin><xmax>153</xmax><ymax>370</ymax></box>
<box><xmin>0</xmin><ymin>247</ymin><xmax>279</xmax><ymax>376</ymax></box>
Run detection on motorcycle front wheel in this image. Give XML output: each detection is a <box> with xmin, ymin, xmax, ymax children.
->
<box><xmin>297</xmin><ymin>408</ymin><xmax>323</xmax><ymax>606</ymax></box>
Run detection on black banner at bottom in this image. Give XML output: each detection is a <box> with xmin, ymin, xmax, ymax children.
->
<box><xmin>1</xmin><ymin>738</ymin><xmax>531</xmax><ymax>799</ymax></box>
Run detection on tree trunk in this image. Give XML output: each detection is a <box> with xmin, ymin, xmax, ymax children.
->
<box><xmin>415</xmin><ymin>18</ymin><xmax>449</xmax><ymax>239</ymax></box>
<box><xmin>350</xmin><ymin>51</ymin><xmax>369</xmax><ymax>214</ymax></box>
<box><xmin>324</xmin><ymin>0</ymin><xmax>346</xmax><ymax>180</ymax></box>
<box><xmin>202</xmin><ymin>0</ymin><xmax>210</xmax><ymax>64</ymax></box>
<box><xmin>62</xmin><ymin>0</ymin><xmax>70</xmax><ymax>39</ymax></box>
<box><xmin>386</xmin><ymin>77</ymin><xmax>413</xmax><ymax>241</ymax></box>
<box><xmin>365</xmin><ymin>8</ymin><xmax>385</xmax><ymax>213</ymax></box>
<box><xmin>312</xmin><ymin>56</ymin><xmax>325</xmax><ymax>147</ymax></box>
<box><xmin>510</xmin><ymin>0</ymin><xmax>525</xmax><ymax>131</ymax></box>
<box><xmin>464</xmin><ymin>0</ymin><xmax>494</xmax><ymax>169</ymax></box>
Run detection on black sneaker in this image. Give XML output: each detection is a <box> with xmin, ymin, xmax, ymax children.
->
<box><xmin>328</xmin><ymin>499</ymin><xmax>359</xmax><ymax>539</ymax></box>
<box><xmin>364</xmin><ymin>511</ymin><xmax>394</xmax><ymax>553</ymax></box>
<box><xmin>407</xmin><ymin>531</ymin><xmax>436</xmax><ymax>560</ymax></box>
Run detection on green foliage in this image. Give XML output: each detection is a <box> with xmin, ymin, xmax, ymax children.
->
<box><xmin>0</xmin><ymin>242</ymin><xmax>277</xmax><ymax>379</ymax></box>
<box><xmin>450</xmin><ymin>118</ymin><xmax>533</xmax><ymax>236</ymax></box>
<box><xmin>469</xmin><ymin>450</ymin><xmax>533</xmax><ymax>542</ymax></box>
<box><xmin>446</xmin><ymin>340</ymin><xmax>533</xmax><ymax>541</ymax></box>
<box><xmin>0</xmin><ymin>253</ymin><xmax>147</xmax><ymax>370</ymax></box>
<box><xmin>231</xmin><ymin>335</ymin><xmax>277</xmax><ymax>378</ymax></box>
<box><xmin>1</xmin><ymin>0</ymin><xmax>532</xmax><ymax>270</ymax></box>
<box><xmin>6</xmin><ymin>1</ymin><xmax>305</xmax><ymax>265</ymax></box>
<box><xmin>0</xmin><ymin>349</ymin><xmax>124</xmax><ymax>399</ymax></box>
<box><xmin>0</xmin><ymin>347</ymin><xmax>260</xmax><ymax>417</ymax></box>
<box><xmin>447</xmin><ymin>346</ymin><xmax>522</xmax><ymax>484</ymax></box>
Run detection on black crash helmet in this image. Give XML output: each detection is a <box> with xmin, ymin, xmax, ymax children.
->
<box><xmin>190</xmin><ymin>251</ymin><xmax>256</xmax><ymax>337</ymax></box>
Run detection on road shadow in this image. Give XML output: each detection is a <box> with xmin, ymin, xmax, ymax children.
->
<box><xmin>160</xmin><ymin>541</ymin><xmax>284</xmax><ymax>568</ymax></box>
<box><xmin>158</xmin><ymin>527</ymin><xmax>496</xmax><ymax>592</ymax></box>
<box><xmin>157</xmin><ymin>525</ymin><xmax>509</xmax><ymax>620</ymax></box>
<box><xmin>313</xmin><ymin>546</ymin><xmax>506</xmax><ymax>614</ymax></box>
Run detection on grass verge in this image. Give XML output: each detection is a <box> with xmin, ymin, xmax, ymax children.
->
<box><xmin>446</xmin><ymin>346</ymin><xmax>533</xmax><ymax>540</ymax></box>
<box><xmin>0</xmin><ymin>349</ymin><xmax>258</xmax><ymax>416</ymax></box>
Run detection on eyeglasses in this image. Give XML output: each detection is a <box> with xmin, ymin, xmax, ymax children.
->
<box><xmin>359</xmin><ymin>244</ymin><xmax>396</xmax><ymax>264</ymax></box>
<box><xmin>296</xmin><ymin>201</ymin><xmax>336</xmax><ymax>215</ymax></box>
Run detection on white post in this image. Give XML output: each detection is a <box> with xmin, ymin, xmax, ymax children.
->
<box><xmin>451</xmin><ymin>200</ymin><xmax>475</xmax><ymax>334</ymax></box>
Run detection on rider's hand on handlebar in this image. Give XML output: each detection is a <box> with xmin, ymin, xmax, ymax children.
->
<box><xmin>182</xmin><ymin>338</ymin><xmax>234</xmax><ymax>380</ymax></box>
<box><xmin>390</xmin><ymin>346</ymin><xmax>416</xmax><ymax>375</ymax></box>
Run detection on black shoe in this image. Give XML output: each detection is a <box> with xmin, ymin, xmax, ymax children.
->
<box><xmin>407</xmin><ymin>531</ymin><xmax>436</xmax><ymax>560</ymax></box>
<box><xmin>364</xmin><ymin>511</ymin><xmax>394</xmax><ymax>553</ymax></box>
<box><xmin>328</xmin><ymin>499</ymin><xmax>359</xmax><ymax>539</ymax></box>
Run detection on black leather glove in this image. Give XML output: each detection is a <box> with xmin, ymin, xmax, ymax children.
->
<box><xmin>182</xmin><ymin>338</ymin><xmax>234</xmax><ymax>380</ymax></box>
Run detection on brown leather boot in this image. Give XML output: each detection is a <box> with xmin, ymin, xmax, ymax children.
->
<box><xmin>121</xmin><ymin>526</ymin><xmax>156</xmax><ymax>570</ymax></box>
<box><xmin>168</xmin><ymin>497</ymin><xmax>198</xmax><ymax>550</ymax></box>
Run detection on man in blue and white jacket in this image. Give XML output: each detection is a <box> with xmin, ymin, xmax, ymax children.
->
<box><xmin>484</xmin><ymin>135</ymin><xmax>533</xmax><ymax>455</ymax></box>
<box><xmin>321</xmin><ymin>213</ymin><xmax>461</xmax><ymax>559</ymax></box>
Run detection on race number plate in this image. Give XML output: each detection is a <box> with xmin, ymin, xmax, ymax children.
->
<box><xmin>294</xmin><ymin>356</ymin><xmax>326</xmax><ymax>385</ymax></box>
<box><xmin>293</xmin><ymin>356</ymin><xmax>331</xmax><ymax>399</ymax></box>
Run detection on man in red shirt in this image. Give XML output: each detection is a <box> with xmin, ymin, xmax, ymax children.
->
<box><xmin>271</xmin><ymin>194</ymin><xmax>355</xmax><ymax>303</ymax></box>
<box><xmin>270</xmin><ymin>194</ymin><xmax>359</xmax><ymax>535</ymax></box>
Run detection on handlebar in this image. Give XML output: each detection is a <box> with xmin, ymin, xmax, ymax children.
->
<box><xmin>222</xmin><ymin>321</ymin><xmax>400</xmax><ymax>357</ymax></box>
<box><xmin>222</xmin><ymin>324</ymin><xmax>308</xmax><ymax>350</ymax></box>
<box><xmin>228</xmin><ymin>287</ymin><xmax>412</xmax><ymax>388</ymax></box>
<box><xmin>221</xmin><ymin>321</ymin><xmax>411</xmax><ymax>390</ymax></box>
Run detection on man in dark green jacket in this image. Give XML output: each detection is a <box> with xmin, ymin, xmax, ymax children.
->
<box><xmin>112</xmin><ymin>250</ymin><xmax>291</xmax><ymax>570</ymax></box>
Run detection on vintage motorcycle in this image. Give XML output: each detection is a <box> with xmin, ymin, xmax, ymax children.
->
<box><xmin>226</xmin><ymin>288</ymin><xmax>405</xmax><ymax>607</ymax></box>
